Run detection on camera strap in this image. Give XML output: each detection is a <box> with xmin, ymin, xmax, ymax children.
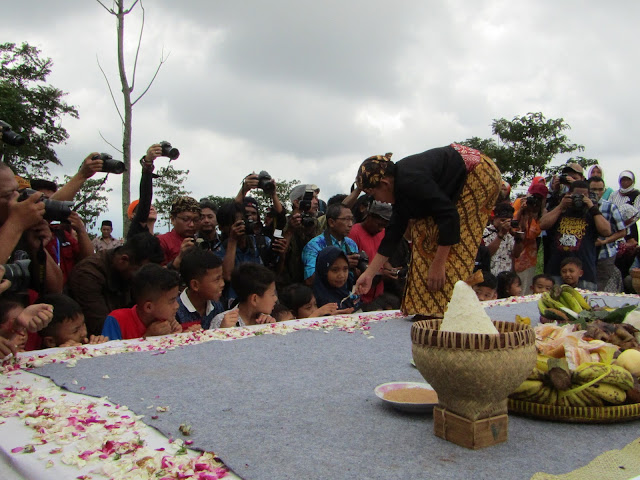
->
<box><xmin>35</xmin><ymin>240</ymin><xmax>47</xmax><ymax>296</ymax></box>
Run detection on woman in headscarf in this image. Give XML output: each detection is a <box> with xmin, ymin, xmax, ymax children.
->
<box><xmin>313</xmin><ymin>246</ymin><xmax>358</xmax><ymax>311</ymax></box>
<box><xmin>587</xmin><ymin>165</ymin><xmax>613</xmax><ymax>200</ymax></box>
<box><xmin>609</xmin><ymin>170</ymin><xmax>640</xmax><ymax>242</ymax></box>
<box><xmin>354</xmin><ymin>144</ymin><xmax>501</xmax><ymax>318</ymax></box>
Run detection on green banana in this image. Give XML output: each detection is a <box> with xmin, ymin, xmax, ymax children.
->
<box><xmin>573</xmin><ymin>363</ymin><xmax>634</xmax><ymax>391</ymax></box>
<box><xmin>541</xmin><ymin>292</ymin><xmax>567</xmax><ymax>311</ymax></box>
<box><xmin>561</xmin><ymin>284</ymin><xmax>591</xmax><ymax>311</ymax></box>
<box><xmin>510</xmin><ymin>380</ymin><xmax>544</xmax><ymax>400</ymax></box>
<box><xmin>565</xmin><ymin>390</ymin><xmax>586</xmax><ymax>408</ymax></box>
<box><xmin>560</xmin><ymin>291</ymin><xmax>582</xmax><ymax>313</ymax></box>
<box><xmin>585</xmin><ymin>383</ymin><xmax>626</xmax><ymax>404</ymax></box>
<box><xmin>577</xmin><ymin>389</ymin><xmax>604</xmax><ymax>407</ymax></box>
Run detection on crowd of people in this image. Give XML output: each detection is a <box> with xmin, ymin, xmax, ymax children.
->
<box><xmin>0</xmin><ymin>140</ymin><xmax>639</xmax><ymax>357</ymax></box>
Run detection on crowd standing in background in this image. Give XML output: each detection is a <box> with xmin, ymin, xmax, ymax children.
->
<box><xmin>0</xmin><ymin>138</ymin><xmax>639</xmax><ymax>355</ymax></box>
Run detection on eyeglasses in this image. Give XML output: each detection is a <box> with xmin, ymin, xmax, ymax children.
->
<box><xmin>336</xmin><ymin>216</ymin><xmax>354</xmax><ymax>223</ymax></box>
<box><xmin>175</xmin><ymin>215</ymin><xmax>201</xmax><ymax>224</ymax></box>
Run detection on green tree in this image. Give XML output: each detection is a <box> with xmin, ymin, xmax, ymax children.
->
<box><xmin>250</xmin><ymin>178</ymin><xmax>301</xmax><ymax>219</ymax></box>
<box><xmin>153</xmin><ymin>164</ymin><xmax>190</xmax><ymax>228</ymax></box>
<box><xmin>459</xmin><ymin>112</ymin><xmax>584</xmax><ymax>186</ymax></box>
<box><xmin>202</xmin><ymin>195</ymin><xmax>236</xmax><ymax>211</ymax></box>
<box><xmin>66</xmin><ymin>176</ymin><xmax>113</xmax><ymax>230</ymax></box>
<box><xmin>0</xmin><ymin>42</ymin><xmax>79</xmax><ymax>177</ymax></box>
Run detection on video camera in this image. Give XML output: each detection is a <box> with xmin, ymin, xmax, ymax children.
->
<box><xmin>92</xmin><ymin>153</ymin><xmax>126</xmax><ymax>174</ymax></box>
<box><xmin>0</xmin><ymin>120</ymin><xmax>25</xmax><ymax>147</ymax></box>
<box><xmin>1</xmin><ymin>259</ymin><xmax>31</xmax><ymax>292</ymax></box>
<box><xmin>18</xmin><ymin>188</ymin><xmax>73</xmax><ymax>222</ymax></box>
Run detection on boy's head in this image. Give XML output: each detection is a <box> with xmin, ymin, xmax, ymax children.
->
<box><xmin>179</xmin><ymin>249</ymin><xmax>224</xmax><ymax>301</ymax></box>
<box><xmin>271</xmin><ymin>303</ymin><xmax>295</xmax><ymax>322</ymax></box>
<box><xmin>560</xmin><ymin>257</ymin><xmax>583</xmax><ymax>287</ymax></box>
<box><xmin>231</xmin><ymin>264</ymin><xmax>277</xmax><ymax>314</ymax></box>
<box><xmin>37</xmin><ymin>294</ymin><xmax>87</xmax><ymax>348</ymax></box>
<box><xmin>278</xmin><ymin>283</ymin><xmax>314</xmax><ymax>319</ymax></box>
<box><xmin>530</xmin><ymin>274</ymin><xmax>554</xmax><ymax>294</ymax></box>
<box><xmin>132</xmin><ymin>264</ymin><xmax>180</xmax><ymax>322</ymax></box>
<box><xmin>0</xmin><ymin>300</ymin><xmax>28</xmax><ymax>351</ymax></box>
<box><xmin>472</xmin><ymin>271</ymin><xmax>498</xmax><ymax>301</ymax></box>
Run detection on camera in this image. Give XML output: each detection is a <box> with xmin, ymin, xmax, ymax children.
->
<box><xmin>570</xmin><ymin>193</ymin><xmax>585</xmax><ymax>210</ymax></box>
<box><xmin>244</xmin><ymin>216</ymin><xmax>256</xmax><ymax>234</ymax></box>
<box><xmin>257</xmin><ymin>171</ymin><xmax>275</xmax><ymax>195</ymax></box>
<box><xmin>356</xmin><ymin>250</ymin><xmax>369</xmax><ymax>273</ymax></box>
<box><xmin>18</xmin><ymin>188</ymin><xmax>73</xmax><ymax>222</ymax></box>
<box><xmin>160</xmin><ymin>141</ymin><xmax>180</xmax><ymax>160</ymax></box>
<box><xmin>0</xmin><ymin>120</ymin><xmax>25</xmax><ymax>147</ymax></box>
<box><xmin>93</xmin><ymin>153</ymin><xmax>126</xmax><ymax>174</ymax></box>
<box><xmin>525</xmin><ymin>195</ymin><xmax>540</xmax><ymax>208</ymax></box>
<box><xmin>1</xmin><ymin>259</ymin><xmax>31</xmax><ymax>292</ymax></box>
<box><xmin>559</xmin><ymin>174</ymin><xmax>571</xmax><ymax>186</ymax></box>
<box><xmin>299</xmin><ymin>189</ymin><xmax>315</xmax><ymax>228</ymax></box>
<box><xmin>588</xmin><ymin>191</ymin><xmax>598</xmax><ymax>202</ymax></box>
<box><xmin>510</xmin><ymin>219</ymin><xmax>519</xmax><ymax>229</ymax></box>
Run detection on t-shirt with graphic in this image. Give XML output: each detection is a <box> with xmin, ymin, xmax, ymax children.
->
<box><xmin>546</xmin><ymin>211</ymin><xmax>598</xmax><ymax>283</ymax></box>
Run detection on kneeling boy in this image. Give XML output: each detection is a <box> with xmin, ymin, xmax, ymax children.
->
<box><xmin>102</xmin><ymin>264</ymin><xmax>182</xmax><ymax>340</ymax></box>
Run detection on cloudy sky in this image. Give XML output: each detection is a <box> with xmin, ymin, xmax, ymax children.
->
<box><xmin>4</xmin><ymin>1</ymin><xmax>639</xmax><ymax>235</ymax></box>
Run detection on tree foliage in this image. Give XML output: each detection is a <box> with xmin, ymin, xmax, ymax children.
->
<box><xmin>152</xmin><ymin>164</ymin><xmax>190</xmax><ymax>228</ymax></box>
<box><xmin>0</xmin><ymin>42</ymin><xmax>79</xmax><ymax>177</ymax></box>
<box><xmin>459</xmin><ymin>112</ymin><xmax>586</xmax><ymax>186</ymax></box>
<box><xmin>544</xmin><ymin>156</ymin><xmax>599</xmax><ymax>178</ymax></box>
<box><xmin>65</xmin><ymin>176</ymin><xmax>113</xmax><ymax>230</ymax></box>
<box><xmin>250</xmin><ymin>178</ymin><xmax>301</xmax><ymax>219</ymax></box>
<box><xmin>202</xmin><ymin>195</ymin><xmax>236</xmax><ymax>211</ymax></box>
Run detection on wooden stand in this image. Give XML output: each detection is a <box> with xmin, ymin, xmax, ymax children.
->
<box><xmin>433</xmin><ymin>407</ymin><xmax>508</xmax><ymax>449</ymax></box>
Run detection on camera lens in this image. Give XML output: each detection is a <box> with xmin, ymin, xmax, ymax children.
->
<box><xmin>160</xmin><ymin>141</ymin><xmax>180</xmax><ymax>160</ymax></box>
<box><xmin>1</xmin><ymin>259</ymin><xmax>31</xmax><ymax>292</ymax></box>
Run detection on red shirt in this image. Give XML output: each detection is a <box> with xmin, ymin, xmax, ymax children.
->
<box><xmin>348</xmin><ymin>223</ymin><xmax>385</xmax><ymax>303</ymax></box>
<box><xmin>157</xmin><ymin>229</ymin><xmax>186</xmax><ymax>265</ymax></box>
<box><xmin>103</xmin><ymin>306</ymin><xmax>147</xmax><ymax>340</ymax></box>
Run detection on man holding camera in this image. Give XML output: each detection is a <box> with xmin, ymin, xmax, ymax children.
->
<box><xmin>158</xmin><ymin>196</ymin><xmax>202</xmax><ymax>269</ymax></box>
<box><xmin>588</xmin><ymin>176</ymin><xmax>626</xmax><ymax>291</ymax></box>
<box><xmin>540</xmin><ymin>180</ymin><xmax>611</xmax><ymax>290</ymax></box>
<box><xmin>482</xmin><ymin>203</ymin><xmax>524</xmax><ymax>277</ymax></box>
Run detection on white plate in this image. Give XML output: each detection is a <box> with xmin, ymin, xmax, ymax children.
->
<box><xmin>374</xmin><ymin>381</ymin><xmax>438</xmax><ymax>413</ymax></box>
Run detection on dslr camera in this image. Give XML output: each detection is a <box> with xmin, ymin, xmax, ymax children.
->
<box><xmin>299</xmin><ymin>189</ymin><xmax>315</xmax><ymax>228</ymax></box>
<box><xmin>525</xmin><ymin>195</ymin><xmax>541</xmax><ymax>208</ymax></box>
<box><xmin>18</xmin><ymin>188</ymin><xmax>73</xmax><ymax>222</ymax></box>
<box><xmin>570</xmin><ymin>193</ymin><xmax>585</xmax><ymax>210</ymax></box>
<box><xmin>0</xmin><ymin>120</ymin><xmax>25</xmax><ymax>147</ymax></box>
<box><xmin>356</xmin><ymin>250</ymin><xmax>369</xmax><ymax>273</ymax></box>
<box><xmin>92</xmin><ymin>153</ymin><xmax>126</xmax><ymax>174</ymax></box>
<box><xmin>160</xmin><ymin>141</ymin><xmax>180</xmax><ymax>160</ymax></box>
<box><xmin>558</xmin><ymin>174</ymin><xmax>571</xmax><ymax>186</ymax></box>
<box><xmin>1</xmin><ymin>259</ymin><xmax>31</xmax><ymax>292</ymax></box>
<box><xmin>257</xmin><ymin>171</ymin><xmax>275</xmax><ymax>195</ymax></box>
<box><xmin>244</xmin><ymin>216</ymin><xmax>256</xmax><ymax>235</ymax></box>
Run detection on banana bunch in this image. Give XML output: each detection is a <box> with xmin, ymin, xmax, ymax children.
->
<box><xmin>538</xmin><ymin>284</ymin><xmax>591</xmax><ymax>323</ymax></box>
<box><xmin>510</xmin><ymin>355</ymin><xmax>634</xmax><ymax>407</ymax></box>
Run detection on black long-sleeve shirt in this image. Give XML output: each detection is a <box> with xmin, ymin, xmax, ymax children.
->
<box><xmin>378</xmin><ymin>145</ymin><xmax>467</xmax><ymax>258</ymax></box>
<box><xmin>126</xmin><ymin>165</ymin><xmax>154</xmax><ymax>240</ymax></box>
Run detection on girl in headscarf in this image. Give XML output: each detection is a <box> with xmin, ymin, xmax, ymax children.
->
<box><xmin>609</xmin><ymin>170</ymin><xmax>640</xmax><ymax>241</ymax></box>
<box><xmin>313</xmin><ymin>246</ymin><xmax>359</xmax><ymax>311</ymax></box>
<box><xmin>354</xmin><ymin>144</ymin><xmax>501</xmax><ymax>318</ymax></box>
<box><xmin>587</xmin><ymin>165</ymin><xmax>613</xmax><ymax>200</ymax></box>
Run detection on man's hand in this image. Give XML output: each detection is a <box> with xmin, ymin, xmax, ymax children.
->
<box><xmin>355</xmin><ymin>271</ymin><xmax>373</xmax><ymax>295</ymax></box>
<box><xmin>17</xmin><ymin>304</ymin><xmax>54</xmax><ymax>332</ymax></box>
<box><xmin>288</xmin><ymin>213</ymin><xmax>303</xmax><ymax>231</ymax></box>
<box><xmin>7</xmin><ymin>191</ymin><xmax>45</xmax><ymax>232</ymax></box>
<box><xmin>242</xmin><ymin>174</ymin><xmax>259</xmax><ymax>194</ymax></box>
<box><xmin>0</xmin><ymin>337</ymin><xmax>17</xmax><ymax>359</ymax></box>
<box><xmin>346</xmin><ymin>253</ymin><xmax>360</xmax><ymax>269</ymax></box>
<box><xmin>67</xmin><ymin>211</ymin><xmax>87</xmax><ymax>234</ymax></box>
<box><xmin>271</xmin><ymin>237</ymin><xmax>288</xmax><ymax>254</ymax></box>
<box><xmin>229</xmin><ymin>220</ymin><xmax>246</xmax><ymax>241</ymax></box>
<box><xmin>427</xmin><ymin>261</ymin><xmax>446</xmax><ymax>291</ymax></box>
<box><xmin>144</xmin><ymin>144</ymin><xmax>163</xmax><ymax>164</ymax></box>
<box><xmin>24</xmin><ymin>219</ymin><xmax>53</xmax><ymax>251</ymax></box>
<box><xmin>220</xmin><ymin>309</ymin><xmax>239</xmax><ymax>328</ymax></box>
<box><xmin>145</xmin><ymin>320</ymin><xmax>172</xmax><ymax>337</ymax></box>
<box><xmin>79</xmin><ymin>153</ymin><xmax>104</xmax><ymax>179</ymax></box>
<box><xmin>583</xmin><ymin>194</ymin><xmax>595</xmax><ymax>209</ymax></box>
<box><xmin>497</xmin><ymin>218</ymin><xmax>511</xmax><ymax>236</ymax></box>
<box><xmin>559</xmin><ymin>194</ymin><xmax>574</xmax><ymax>211</ymax></box>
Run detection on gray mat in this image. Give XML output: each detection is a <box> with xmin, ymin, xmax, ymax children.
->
<box><xmin>33</xmin><ymin>300</ymin><xmax>640</xmax><ymax>480</ymax></box>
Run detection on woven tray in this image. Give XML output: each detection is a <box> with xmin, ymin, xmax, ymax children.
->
<box><xmin>508</xmin><ymin>399</ymin><xmax>640</xmax><ymax>423</ymax></box>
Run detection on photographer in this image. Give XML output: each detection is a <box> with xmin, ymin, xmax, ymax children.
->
<box><xmin>481</xmin><ymin>202</ymin><xmax>524</xmax><ymax>277</ymax></box>
<box><xmin>127</xmin><ymin>144</ymin><xmax>164</xmax><ymax>239</ymax></box>
<box><xmin>539</xmin><ymin>180</ymin><xmax>611</xmax><ymax>290</ymax></box>
<box><xmin>242</xmin><ymin>196</ymin><xmax>287</xmax><ymax>268</ymax></box>
<box><xmin>235</xmin><ymin>172</ymin><xmax>287</xmax><ymax>236</ymax></box>
<box><xmin>158</xmin><ymin>196</ymin><xmax>201</xmax><ymax>268</ymax></box>
<box><xmin>194</xmin><ymin>199</ymin><xmax>221</xmax><ymax>252</ymax></box>
<box><xmin>546</xmin><ymin>162</ymin><xmax>584</xmax><ymax>211</ymax></box>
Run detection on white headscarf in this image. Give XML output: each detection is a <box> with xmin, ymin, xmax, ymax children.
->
<box><xmin>619</xmin><ymin>170</ymin><xmax>636</xmax><ymax>194</ymax></box>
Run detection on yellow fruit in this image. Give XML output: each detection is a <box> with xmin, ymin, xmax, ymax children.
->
<box><xmin>614</xmin><ymin>349</ymin><xmax>640</xmax><ymax>376</ymax></box>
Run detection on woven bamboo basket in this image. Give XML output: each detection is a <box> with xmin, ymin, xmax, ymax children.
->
<box><xmin>411</xmin><ymin>320</ymin><xmax>536</xmax><ymax>421</ymax></box>
<box><xmin>508</xmin><ymin>399</ymin><xmax>640</xmax><ymax>423</ymax></box>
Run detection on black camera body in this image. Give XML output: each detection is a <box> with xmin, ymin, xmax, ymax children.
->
<box><xmin>257</xmin><ymin>171</ymin><xmax>275</xmax><ymax>195</ymax></box>
<box><xmin>160</xmin><ymin>141</ymin><xmax>180</xmax><ymax>160</ymax></box>
<box><xmin>299</xmin><ymin>189</ymin><xmax>315</xmax><ymax>228</ymax></box>
<box><xmin>0</xmin><ymin>120</ymin><xmax>25</xmax><ymax>147</ymax></box>
<box><xmin>1</xmin><ymin>259</ymin><xmax>31</xmax><ymax>292</ymax></box>
<box><xmin>510</xmin><ymin>219</ymin><xmax>519</xmax><ymax>229</ymax></box>
<box><xmin>18</xmin><ymin>188</ymin><xmax>73</xmax><ymax>222</ymax></box>
<box><xmin>526</xmin><ymin>195</ymin><xmax>541</xmax><ymax>208</ymax></box>
<box><xmin>244</xmin><ymin>217</ymin><xmax>256</xmax><ymax>234</ymax></box>
<box><xmin>570</xmin><ymin>193</ymin><xmax>585</xmax><ymax>210</ymax></box>
<box><xmin>559</xmin><ymin>174</ymin><xmax>571</xmax><ymax>186</ymax></box>
<box><xmin>93</xmin><ymin>153</ymin><xmax>126</xmax><ymax>174</ymax></box>
<box><xmin>356</xmin><ymin>250</ymin><xmax>369</xmax><ymax>272</ymax></box>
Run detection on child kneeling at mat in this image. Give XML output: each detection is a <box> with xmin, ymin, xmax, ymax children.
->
<box><xmin>37</xmin><ymin>294</ymin><xmax>109</xmax><ymax>347</ymax></box>
<box><xmin>102</xmin><ymin>264</ymin><xmax>182</xmax><ymax>340</ymax></box>
<box><xmin>209</xmin><ymin>263</ymin><xmax>278</xmax><ymax>329</ymax></box>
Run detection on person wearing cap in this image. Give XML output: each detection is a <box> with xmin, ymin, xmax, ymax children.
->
<box><xmin>353</xmin><ymin>145</ymin><xmax>501</xmax><ymax>318</ymax></box>
<box><xmin>92</xmin><ymin>220</ymin><xmax>123</xmax><ymax>252</ymax></box>
<box><xmin>157</xmin><ymin>196</ymin><xmax>201</xmax><ymax>268</ymax></box>
<box><xmin>482</xmin><ymin>203</ymin><xmax>524</xmax><ymax>277</ymax></box>
<box><xmin>540</xmin><ymin>180</ymin><xmax>611</xmax><ymax>290</ymax></box>
<box><xmin>348</xmin><ymin>201</ymin><xmax>394</xmax><ymax>304</ymax></box>
<box><xmin>311</xmin><ymin>184</ymin><xmax>327</xmax><ymax>214</ymax></box>
<box><xmin>588</xmin><ymin>176</ymin><xmax>626</xmax><ymax>291</ymax></box>
<box><xmin>609</xmin><ymin>170</ymin><xmax>640</xmax><ymax>242</ymax></box>
<box><xmin>512</xmin><ymin>180</ymin><xmax>548</xmax><ymax>289</ymax></box>
<box><xmin>547</xmin><ymin>162</ymin><xmax>585</xmax><ymax>211</ymax></box>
